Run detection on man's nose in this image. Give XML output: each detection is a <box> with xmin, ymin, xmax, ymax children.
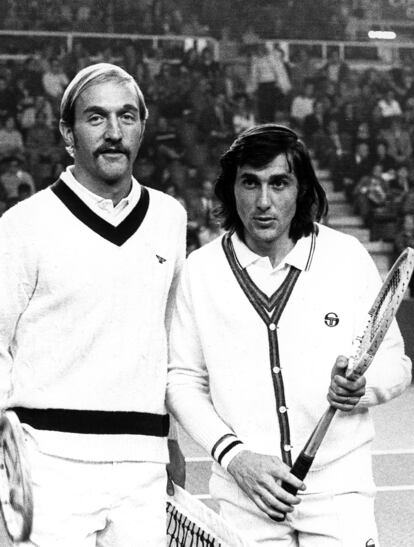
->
<box><xmin>105</xmin><ymin>116</ymin><xmax>122</xmax><ymax>141</ymax></box>
<box><xmin>257</xmin><ymin>186</ymin><xmax>271</xmax><ymax>210</ymax></box>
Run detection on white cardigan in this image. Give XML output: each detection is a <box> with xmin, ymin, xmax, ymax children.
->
<box><xmin>167</xmin><ymin>225</ymin><xmax>411</xmax><ymax>493</ymax></box>
<box><xmin>0</xmin><ymin>182</ymin><xmax>186</xmax><ymax>462</ymax></box>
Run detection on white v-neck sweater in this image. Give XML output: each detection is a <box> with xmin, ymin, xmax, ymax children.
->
<box><xmin>0</xmin><ymin>182</ymin><xmax>186</xmax><ymax>462</ymax></box>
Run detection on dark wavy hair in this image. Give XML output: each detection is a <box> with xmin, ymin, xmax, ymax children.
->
<box><xmin>214</xmin><ymin>124</ymin><xmax>328</xmax><ymax>242</ymax></box>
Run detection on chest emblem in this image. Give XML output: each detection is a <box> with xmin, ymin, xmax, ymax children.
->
<box><xmin>156</xmin><ymin>254</ymin><xmax>167</xmax><ymax>264</ymax></box>
<box><xmin>324</xmin><ymin>312</ymin><xmax>339</xmax><ymax>327</ymax></box>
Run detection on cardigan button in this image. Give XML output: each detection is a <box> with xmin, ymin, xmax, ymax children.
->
<box><xmin>269</xmin><ymin>323</ymin><xmax>276</xmax><ymax>331</ymax></box>
<box><xmin>284</xmin><ymin>444</ymin><xmax>292</xmax><ymax>452</ymax></box>
<box><xmin>279</xmin><ymin>406</ymin><xmax>287</xmax><ymax>413</ymax></box>
<box><xmin>272</xmin><ymin>366</ymin><xmax>281</xmax><ymax>374</ymax></box>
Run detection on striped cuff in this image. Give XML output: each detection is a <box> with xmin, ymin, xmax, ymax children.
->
<box><xmin>211</xmin><ymin>433</ymin><xmax>244</xmax><ymax>470</ymax></box>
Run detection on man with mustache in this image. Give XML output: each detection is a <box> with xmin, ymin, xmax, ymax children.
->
<box><xmin>167</xmin><ymin>124</ymin><xmax>411</xmax><ymax>546</ymax></box>
<box><xmin>0</xmin><ymin>63</ymin><xmax>186</xmax><ymax>546</ymax></box>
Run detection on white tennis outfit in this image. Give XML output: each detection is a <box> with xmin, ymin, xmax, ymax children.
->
<box><xmin>167</xmin><ymin>225</ymin><xmax>411</xmax><ymax>546</ymax></box>
<box><xmin>0</xmin><ymin>167</ymin><xmax>186</xmax><ymax>546</ymax></box>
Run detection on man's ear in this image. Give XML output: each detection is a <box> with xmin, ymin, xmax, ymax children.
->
<box><xmin>59</xmin><ymin>120</ymin><xmax>75</xmax><ymax>158</ymax></box>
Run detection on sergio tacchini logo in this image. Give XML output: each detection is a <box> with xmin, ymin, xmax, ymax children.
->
<box><xmin>324</xmin><ymin>312</ymin><xmax>339</xmax><ymax>327</ymax></box>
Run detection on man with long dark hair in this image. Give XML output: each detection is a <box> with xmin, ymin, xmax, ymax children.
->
<box><xmin>168</xmin><ymin>124</ymin><xmax>411</xmax><ymax>545</ymax></box>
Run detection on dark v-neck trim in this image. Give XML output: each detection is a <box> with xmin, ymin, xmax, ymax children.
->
<box><xmin>51</xmin><ymin>179</ymin><xmax>150</xmax><ymax>246</ymax></box>
<box><xmin>222</xmin><ymin>233</ymin><xmax>300</xmax><ymax>321</ymax></box>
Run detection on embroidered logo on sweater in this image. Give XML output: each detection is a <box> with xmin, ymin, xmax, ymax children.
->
<box><xmin>324</xmin><ymin>312</ymin><xmax>339</xmax><ymax>327</ymax></box>
<box><xmin>156</xmin><ymin>254</ymin><xmax>167</xmax><ymax>264</ymax></box>
<box><xmin>366</xmin><ymin>540</ymin><xmax>375</xmax><ymax>547</ymax></box>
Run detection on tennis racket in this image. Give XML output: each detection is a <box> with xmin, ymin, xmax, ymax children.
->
<box><xmin>0</xmin><ymin>410</ymin><xmax>33</xmax><ymax>542</ymax></box>
<box><xmin>281</xmin><ymin>247</ymin><xmax>414</xmax><ymax>497</ymax></box>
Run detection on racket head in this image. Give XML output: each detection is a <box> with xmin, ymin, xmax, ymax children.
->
<box><xmin>347</xmin><ymin>247</ymin><xmax>414</xmax><ymax>380</ymax></box>
<box><xmin>0</xmin><ymin>411</ymin><xmax>33</xmax><ymax>542</ymax></box>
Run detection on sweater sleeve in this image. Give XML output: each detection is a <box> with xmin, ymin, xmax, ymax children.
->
<box><xmin>0</xmin><ymin>211</ymin><xmax>38</xmax><ymax>408</ymax></box>
<box><xmin>353</xmin><ymin>245</ymin><xmax>412</xmax><ymax>408</ymax></box>
<box><xmin>167</xmin><ymin>260</ymin><xmax>245</xmax><ymax>470</ymax></box>
<box><xmin>165</xmin><ymin>206</ymin><xmax>187</xmax><ymax>444</ymax></box>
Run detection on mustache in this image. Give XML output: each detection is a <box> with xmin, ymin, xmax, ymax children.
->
<box><xmin>93</xmin><ymin>145</ymin><xmax>130</xmax><ymax>158</ymax></box>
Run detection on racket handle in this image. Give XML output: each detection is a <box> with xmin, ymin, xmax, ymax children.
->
<box><xmin>271</xmin><ymin>452</ymin><xmax>315</xmax><ymax>523</ymax></box>
<box><xmin>281</xmin><ymin>451</ymin><xmax>315</xmax><ymax>496</ymax></box>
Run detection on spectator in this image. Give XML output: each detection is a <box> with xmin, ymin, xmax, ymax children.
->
<box><xmin>290</xmin><ymin>80</ymin><xmax>315</xmax><ymax>129</ymax></box>
<box><xmin>0</xmin><ymin>156</ymin><xmax>35</xmax><ymax>203</ymax></box>
<box><xmin>0</xmin><ymin>76</ymin><xmax>16</xmax><ymax>120</ymax></box>
<box><xmin>250</xmin><ymin>44</ymin><xmax>291</xmax><ymax>123</ymax></box>
<box><xmin>25</xmin><ymin>110</ymin><xmax>59</xmax><ymax>177</ymax></box>
<box><xmin>198</xmin><ymin>47</ymin><xmax>220</xmax><ymax>81</ymax></box>
<box><xmin>303</xmin><ymin>99</ymin><xmax>327</xmax><ymax>148</ymax></box>
<box><xmin>17</xmin><ymin>57</ymin><xmax>44</xmax><ymax>98</ymax></box>
<box><xmin>232</xmin><ymin>92</ymin><xmax>256</xmax><ymax>135</ymax></box>
<box><xmin>17</xmin><ymin>181</ymin><xmax>33</xmax><ymax>202</ymax></box>
<box><xmin>373</xmin><ymin>141</ymin><xmax>397</xmax><ymax>173</ymax></box>
<box><xmin>382</xmin><ymin>117</ymin><xmax>413</xmax><ymax>167</ymax></box>
<box><xmin>394</xmin><ymin>214</ymin><xmax>414</xmax><ymax>296</ymax></box>
<box><xmin>342</xmin><ymin>140</ymin><xmax>373</xmax><ymax>199</ymax></box>
<box><xmin>321</xmin><ymin>49</ymin><xmax>350</xmax><ymax>84</ymax></box>
<box><xmin>0</xmin><ymin>116</ymin><xmax>25</xmax><ymax>159</ymax></box>
<box><xmin>378</xmin><ymin>89</ymin><xmax>403</xmax><ymax>119</ymax></box>
<box><xmin>198</xmin><ymin>92</ymin><xmax>234</xmax><ymax>162</ymax></box>
<box><xmin>353</xmin><ymin>163</ymin><xmax>384</xmax><ymax>220</ymax></box>
<box><xmin>42</xmin><ymin>58</ymin><xmax>69</xmax><ymax>113</ymax></box>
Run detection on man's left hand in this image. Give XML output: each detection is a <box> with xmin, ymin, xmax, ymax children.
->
<box><xmin>327</xmin><ymin>355</ymin><xmax>366</xmax><ymax>411</ymax></box>
<box><xmin>167</xmin><ymin>439</ymin><xmax>186</xmax><ymax>495</ymax></box>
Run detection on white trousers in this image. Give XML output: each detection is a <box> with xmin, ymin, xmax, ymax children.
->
<box><xmin>210</xmin><ymin>470</ymin><xmax>379</xmax><ymax>547</ymax></box>
<box><xmin>21</xmin><ymin>439</ymin><xmax>167</xmax><ymax>547</ymax></box>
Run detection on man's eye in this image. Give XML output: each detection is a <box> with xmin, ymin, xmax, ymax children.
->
<box><xmin>270</xmin><ymin>180</ymin><xmax>287</xmax><ymax>189</ymax></box>
<box><xmin>242</xmin><ymin>179</ymin><xmax>257</xmax><ymax>188</ymax></box>
<box><xmin>88</xmin><ymin>115</ymin><xmax>103</xmax><ymax>124</ymax></box>
<box><xmin>122</xmin><ymin>113</ymin><xmax>136</xmax><ymax>122</ymax></box>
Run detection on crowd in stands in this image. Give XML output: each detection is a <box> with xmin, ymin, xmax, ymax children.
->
<box><xmin>0</xmin><ymin>10</ymin><xmax>414</xmax><ymax>293</ymax></box>
<box><xmin>0</xmin><ymin>0</ymin><xmax>376</xmax><ymax>41</ymax></box>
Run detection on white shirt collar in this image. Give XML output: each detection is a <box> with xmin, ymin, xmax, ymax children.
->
<box><xmin>230</xmin><ymin>230</ymin><xmax>315</xmax><ymax>272</ymax></box>
<box><xmin>60</xmin><ymin>166</ymin><xmax>141</xmax><ymax>213</ymax></box>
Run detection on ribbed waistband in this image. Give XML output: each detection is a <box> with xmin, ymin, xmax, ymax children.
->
<box><xmin>11</xmin><ymin>407</ymin><xmax>170</xmax><ymax>437</ymax></box>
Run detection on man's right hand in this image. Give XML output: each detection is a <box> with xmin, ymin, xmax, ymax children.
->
<box><xmin>226</xmin><ymin>450</ymin><xmax>305</xmax><ymax>521</ymax></box>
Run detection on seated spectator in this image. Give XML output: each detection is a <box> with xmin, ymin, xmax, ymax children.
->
<box><xmin>17</xmin><ymin>181</ymin><xmax>33</xmax><ymax>202</ymax></box>
<box><xmin>377</xmin><ymin>89</ymin><xmax>403</xmax><ymax>119</ymax></box>
<box><xmin>0</xmin><ymin>156</ymin><xmax>35</xmax><ymax>204</ymax></box>
<box><xmin>198</xmin><ymin>211</ymin><xmax>223</xmax><ymax>246</ymax></box>
<box><xmin>151</xmin><ymin>116</ymin><xmax>183</xmax><ymax>171</ymax></box>
<box><xmin>303</xmin><ymin>99</ymin><xmax>328</xmax><ymax>149</ymax></box>
<box><xmin>16</xmin><ymin>57</ymin><xmax>44</xmax><ymax>98</ymax></box>
<box><xmin>337</xmin><ymin>102</ymin><xmax>359</xmax><ymax>139</ymax></box>
<box><xmin>388</xmin><ymin>165</ymin><xmax>411</xmax><ymax>209</ymax></box>
<box><xmin>353</xmin><ymin>163</ymin><xmax>384</xmax><ymax>220</ymax></box>
<box><xmin>372</xmin><ymin>141</ymin><xmax>396</xmax><ymax>173</ymax></box>
<box><xmin>394</xmin><ymin>213</ymin><xmax>414</xmax><ymax>296</ymax></box>
<box><xmin>290</xmin><ymin>80</ymin><xmax>315</xmax><ymax>130</ymax></box>
<box><xmin>198</xmin><ymin>92</ymin><xmax>234</xmax><ymax>162</ymax></box>
<box><xmin>314</xmin><ymin>117</ymin><xmax>352</xmax><ymax>171</ymax></box>
<box><xmin>382</xmin><ymin>116</ymin><xmax>413</xmax><ymax>167</ymax></box>
<box><xmin>289</xmin><ymin>48</ymin><xmax>320</xmax><ymax>91</ymax></box>
<box><xmin>25</xmin><ymin>111</ymin><xmax>59</xmax><ymax>178</ymax></box>
<box><xmin>232</xmin><ymin>92</ymin><xmax>256</xmax><ymax>135</ymax></box>
<box><xmin>341</xmin><ymin>140</ymin><xmax>373</xmax><ymax>199</ymax></box>
<box><xmin>0</xmin><ymin>76</ymin><xmax>16</xmax><ymax>120</ymax></box>
<box><xmin>42</xmin><ymin>58</ymin><xmax>69</xmax><ymax>115</ymax></box>
<box><xmin>320</xmin><ymin>50</ymin><xmax>350</xmax><ymax>85</ymax></box>
<box><xmin>402</xmin><ymin>178</ymin><xmax>414</xmax><ymax>216</ymax></box>
<box><xmin>0</xmin><ymin>116</ymin><xmax>25</xmax><ymax>160</ymax></box>
<box><xmin>198</xmin><ymin>47</ymin><xmax>220</xmax><ymax>81</ymax></box>
<box><xmin>354</xmin><ymin>121</ymin><xmax>371</xmax><ymax>147</ymax></box>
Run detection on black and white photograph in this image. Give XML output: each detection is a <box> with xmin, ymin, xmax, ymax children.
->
<box><xmin>0</xmin><ymin>1</ymin><xmax>413</xmax><ymax>545</ymax></box>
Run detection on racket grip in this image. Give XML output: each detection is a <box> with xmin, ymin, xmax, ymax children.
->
<box><xmin>281</xmin><ymin>451</ymin><xmax>315</xmax><ymax>496</ymax></box>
